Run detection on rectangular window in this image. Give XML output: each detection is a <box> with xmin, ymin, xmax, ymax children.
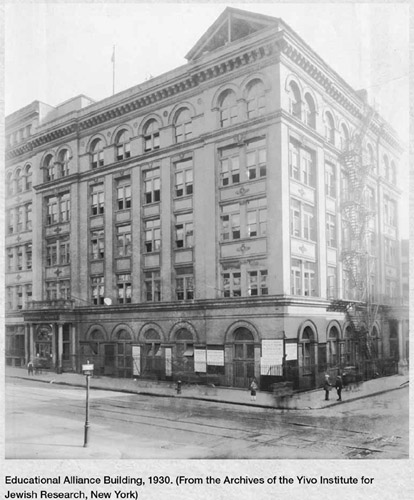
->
<box><xmin>385</xmin><ymin>238</ymin><xmax>397</xmax><ymax>265</ymax></box>
<box><xmin>91</xmin><ymin>230</ymin><xmax>105</xmax><ymax>260</ymax></box>
<box><xmin>17</xmin><ymin>207</ymin><xmax>24</xmax><ymax>232</ymax></box>
<box><xmin>26</xmin><ymin>284</ymin><xmax>32</xmax><ymax>304</ymax></box>
<box><xmin>46</xmin><ymin>241</ymin><xmax>58</xmax><ymax>267</ymax></box>
<box><xmin>289</xmin><ymin>142</ymin><xmax>300</xmax><ymax>181</ymax></box>
<box><xmin>384</xmin><ymin>197</ymin><xmax>396</xmax><ymax>226</ymax></box>
<box><xmin>175</xmin><ymin>159</ymin><xmax>193</xmax><ymax>197</ymax></box>
<box><xmin>144</xmin><ymin>219</ymin><xmax>161</xmax><ymax>253</ymax></box>
<box><xmin>8</xmin><ymin>209</ymin><xmax>14</xmax><ymax>234</ymax></box>
<box><xmin>221</xmin><ymin>203</ymin><xmax>240</xmax><ymax>241</ymax></box>
<box><xmin>60</xmin><ymin>193</ymin><xmax>70</xmax><ymax>222</ymax></box>
<box><xmin>327</xmin><ymin>266</ymin><xmax>337</xmax><ymax>299</ymax></box>
<box><xmin>247</xmin><ymin>198</ymin><xmax>267</xmax><ymax>237</ymax></box>
<box><xmin>91</xmin><ymin>276</ymin><xmax>105</xmax><ymax>305</ymax></box>
<box><xmin>220</xmin><ymin>147</ymin><xmax>240</xmax><ymax>187</ymax></box>
<box><xmin>176</xmin><ymin>267</ymin><xmax>194</xmax><ymax>300</ymax></box>
<box><xmin>58</xmin><ymin>280</ymin><xmax>71</xmax><ymax>300</ymax></box>
<box><xmin>223</xmin><ymin>269</ymin><xmax>242</xmax><ymax>298</ymax></box>
<box><xmin>26</xmin><ymin>204</ymin><xmax>32</xmax><ymax>230</ymax></box>
<box><xmin>116</xmin><ymin>180</ymin><xmax>131</xmax><ymax>211</ymax></box>
<box><xmin>326</xmin><ymin>213</ymin><xmax>337</xmax><ymax>248</ymax></box>
<box><xmin>301</xmin><ymin>149</ymin><xmax>315</xmax><ymax>187</ymax></box>
<box><xmin>6</xmin><ymin>287</ymin><xmax>13</xmax><ymax>310</ymax></box>
<box><xmin>246</xmin><ymin>138</ymin><xmax>266</xmax><ymax>180</ymax></box>
<box><xmin>144</xmin><ymin>271</ymin><xmax>161</xmax><ymax>302</ymax></box>
<box><xmin>291</xmin><ymin>258</ymin><xmax>318</xmax><ymax>296</ymax></box>
<box><xmin>117</xmin><ymin>274</ymin><xmax>132</xmax><ymax>304</ymax></box>
<box><xmin>290</xmin><ymin>198</ymin><xmax>316</xmax><ymax>241</ymax></box>
<box><xmin>325</xmin><ymin>163</ymin><xmax>336</xmax><ymax>198</ymax></box>
<box><xmin>17</xmin><ymin>246</ymin><xmax>23</xmax><ymax>271</ymax></box>
<box><xmin>46</xmin><ymin>281</ymin><xmax>58</xmax><ymax>301</ymax></box>
<box><xmin>46</xmin><ymin>193</ymin><xmax>70</xmax><ymax>225</ymax></box>
<box><xmin>248</xmin><ymin>270</ymin><xmax>268</xmax><ymax>296</ymax></box>
<box><xmin>7</xmin><ymin>248</ymin><xmax>14</xmax><ymax>271</ymax></box>
<box><xmin>26</xmin><ymin>244</ymin><xmax>32</xmax><ymax>270</ymax></box>
<box><xmin>143</xmin><ymin>168</ymin><xmax>160</xmax><ymax>204</ymax></box>
<box><xmin>59</xmin><ymin>240</ymin><xmax>71</xmax><ymax>264</ymax></box>
<box><xmin>116</xmin><ymin>224</ymin><xmax>132</xmax><ymax>257</ymax></box>
<box><xmin>175</xmin><ymin>213</ymin><xmax>194</xmax><ymax>249</ymax></box>
<box><xmin>91</xmin><ymin>184</ymin><xmax>105</xmax><ymax>215</ymax></box>
<box><xmin>16</xmin><ymin>286</ymin><xmax>23</xmax><ymax>310</ymax></box>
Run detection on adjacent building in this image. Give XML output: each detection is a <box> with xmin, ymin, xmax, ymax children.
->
<box><xmin>5</xmin><ymin>8</ymin><xmax>408</xmax><ymax>390</ymax></box>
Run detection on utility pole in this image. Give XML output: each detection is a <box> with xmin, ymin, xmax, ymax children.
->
<box><xmin>82</xmin><ymin>360</ymin><xmax>94</xmax><ymax>447</ymax></box>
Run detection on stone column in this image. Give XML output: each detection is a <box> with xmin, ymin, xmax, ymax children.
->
<box><xmin>71</xmin><ymin>324</ymin><xmax>77</xmax><ymax>372</ymax></box>
<box><xmin>51</xmin><ymin>324</ymin><xmax>57</xmax><ymax>367</ymax></box>
<box><xmin>25</xmin><ymin>324</ymin><xmax>30</xmax><ymax>363</ymax></box>
<box><xmin>29</xmin><ymin>324</ymin><xmax>35</xmax><ymax>359</ymax></box>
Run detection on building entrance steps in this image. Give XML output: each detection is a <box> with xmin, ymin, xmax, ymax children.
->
<box><xmin>5</xmin><ymin>366</ymin><xmax>408</xmax><ymax>410</ymax></box>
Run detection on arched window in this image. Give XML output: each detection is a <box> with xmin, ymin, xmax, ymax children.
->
<box><xmin>246</xmin><ymin>80</ymin><xmax>265</xmax><ymax>119</ymax></box>
<box><xmin>44</xmin><ymin>154</ymin><xmax>55</xmax><ymax>182</ymax></box>
<box><xmin>57</xmin><ymin>149</ymin><xmax>70</xmax><ymax>177</ymax></box>
<box><xmin>174</xmin><ymin>108</ymin><xmax>192</xmax><ymax>143</ymax></box>
<box><xmin>143</xmin><ymin>119</ymin><xmax>160</xmax><ymax>152</ymax></box>
<box><xmin>383</xmin><ymin>155</ymin><xmax>390</xmax><ymax>180</ymax></box>
<box><xmin>175</xmin><ymin>328</ymin><xmax>194</xmax><ymax>372</ymax></box>
<box><xmin>339</xmin><ymin>124</ymin><xmax>349</xmax><ymax>151</ymax></box>
<box><xmin>90</xmin><ymin>138</ymin><xmax>104</xmax><ymax>168</ymax></box>
<box><xmin>90</xmin><ymin>330</ymin><xmax>104</xmax><ymax>341</ymax></box>
<box><xmin>300</xmin><ymin>326</ymin><xmax>315</xmax><ymax>375</ymax></box>
<box><xmin>390</xmin><ymin>161</ymin><xmax>397</xmax><ymax>184</ymax></box>
<box><xmin>7</xmin><ymin>172</ymin><xmax>14</xmax><ymax>196</ymax></box>
<box><xmin>366</xmin><ymin>143</ymin><xmax>375</xmax><ymax>170</ymax></box>
<box><xmin>233</xmin><ymin>327</ymin><xmax>255</xmax><ymax>387</ymax></box>
<box><xmin>15</xmin><ymin>169</ymin><xmax>23</xmax><ymax>193</ymax></box>
<box><xmin>219</xmin><ymin>90</ymin><xmax>238</xmax><ymax>127</ymax></box>
<box><xmin>115</xmin><ymin>129</ymin><xmax>131</xmax><ymax>161</ymax></box>
<box><xmin>325</xmin><ymin>112</ymin><xmax>335</xmax><ymax>144</ymax></box>
<box><xmin>288</xmin><ymin>81</ymin><xmax>301</xmax><ymax>119</ymax></box>
<box><xmin>327</xmin><ymin>326</ymin><xmax>339</xmax><ymax>366</ymax></box>
<box><xmin>25</xmin><ymin>165</ymin><xmax>32</xmax><ymax>190</ymax></box>
<box><xmin>303</xmin><ymin>93</ymin><xmax>316</xmax><ymax>128</ymax></box>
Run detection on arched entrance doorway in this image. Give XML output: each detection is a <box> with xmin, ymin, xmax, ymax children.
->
<box><xmin>35</xmin><ymin>326</ymin><xmax>53</xmax><ymax>368</ymax></box>
<box><xmin>327</xmin><ymin>326</ymin><xmax>339</xmax><ymax>367</ymax></box>
<box><xmin>232</xmin><ymin>327</ymin><xmax>255</xmax><ymax>388</ymax></box>
<box><xmin>299</xmin><ymin>326</ymin><xmax>316</xmax><ymax>389</ymax></box>
<box><xmin>141</xmin><ymin>329</ymin><xmax>163</xmax><ymax>379</ymax></box>
<box><xmin>116</xmin><ymin>329</ymin><xmax>132</xmax><ymax>378</ymax></box>
<box><xmin>389</xmin><ymin>321</ymin><xmax>399</xmax><ymax>361</ymax></box>
<box><xmin>80</xmin><ymin>329</ymin><xmax>105</xmax><ymax>375</ymax></box>
<box><xmin>173</xmin><ymin>329</ymin><xmax>194</xmax><ymax>377</ymax></box>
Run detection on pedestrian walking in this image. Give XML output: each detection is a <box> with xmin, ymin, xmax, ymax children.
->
<box><xmin>249</xmin><ymin>378</ymin><xmax>258</xmax><ymax>401</ymax></box>
<box><xmin>27</xmin><ymin>360</ymin><xmax>34</xmax><ymax>376</ymax></box>
<box><xmin>323</xmin><ymin>374</ymin><xmax>331</xmax><ymax>401</ymax></box>
<box><xmin>176</xmin><ymin>379</ymin><xmax>182</xmax><ymax>395</ymax></box>
<box><xmin>335</xmin><ymin>375</ymin><xmax>343</xmax><ymax>401</ymax></box>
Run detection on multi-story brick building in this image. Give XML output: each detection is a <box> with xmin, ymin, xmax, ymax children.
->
<box><xmin>5</xmin><ymin>7</ymin><xmax>408</xmax><ymax>390</ymax></box>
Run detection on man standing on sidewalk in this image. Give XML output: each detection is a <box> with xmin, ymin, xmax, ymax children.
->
<box><xmin>323</xmin><ymin>374</ymin><xmax>331</xmax><ymax>401</ymax></box>
<box><xmin>335</xmin><ymin>375</ymin><xmax>343</xmax><ymax>401</ymax></box>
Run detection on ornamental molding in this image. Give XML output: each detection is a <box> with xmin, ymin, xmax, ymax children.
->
<box><xmin>6</xmin><ymin>32</ymin><xmax>402</xmax><ymax>161</ymax></box>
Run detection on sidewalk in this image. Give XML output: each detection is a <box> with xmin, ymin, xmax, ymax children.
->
<box><xmin>5</xmin><ymin>365</ymin><xmax>408</xmax><ymax>410</ymax></box>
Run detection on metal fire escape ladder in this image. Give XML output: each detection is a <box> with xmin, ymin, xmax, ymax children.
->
<box><xmin>337</xmin><ymin>106</ymin><xmax>377</xmax><ymax>359</ymax></box>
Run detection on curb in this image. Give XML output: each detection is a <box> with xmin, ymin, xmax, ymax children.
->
<box><xmin>6</xmin><ymin>373</ymin><xmax>408</xmax><ymax>410</ymax></box>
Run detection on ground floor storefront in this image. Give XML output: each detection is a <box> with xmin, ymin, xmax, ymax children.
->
<box><xmin>12</xmin><ymin>297</ymin><xmax>409</xmax><ymax>391</ymax></box>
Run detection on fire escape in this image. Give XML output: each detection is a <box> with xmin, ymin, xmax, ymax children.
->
<box><xmin>328</xmin><ymin>106</ymin><xmax>380</xmax><ymax>361</ymax></box>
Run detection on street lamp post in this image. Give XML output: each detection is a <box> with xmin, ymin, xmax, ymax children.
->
<box><xmin>82</xmin><ymin>360</ymin><xmax>94</xmax><ymax>447</ymax></box>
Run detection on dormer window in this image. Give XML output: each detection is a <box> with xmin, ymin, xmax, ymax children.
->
<box><xmin>91</xmin><ymin>138</ymin><xmax>104</xmax><ymax>169</ymax></box>
<box><xmin>115</xmin><ymin>129</ymin><xmax>131</xmax><ymax>161</ymax></box>
<box><xmin>143</xmin><ymin>120</ymin><xmax>160</xmax><ymax>152</ymax></box>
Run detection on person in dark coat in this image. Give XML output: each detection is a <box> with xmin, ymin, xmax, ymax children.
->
<box><xmin>335</xmin><ymin>375</ymin><xmax>343</xmax><ymax>401</ymax></box>
<box><xmin>323</xmin><ymin>374</ymin><xmax>331</xmax><ymax>401</ymax></box>
<box><xmin>27</xmin><ymin>360</ymin><xmax>34</xmax><ymax>376</ymax></box>
<box><xmin>250</xmin><ymin>378</ymin><xmax>258</xmax><ymax>401</ymax></box>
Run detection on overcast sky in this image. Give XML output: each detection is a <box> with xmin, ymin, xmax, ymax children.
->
<box><xmin>5</xmin><ymin>1</ymin><xmax>409</xmax><ymax>233</ymax></box>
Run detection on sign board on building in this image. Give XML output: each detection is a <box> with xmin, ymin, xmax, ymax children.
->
<box><xmin>206</xmin><ymin>349</ymin><xmax>224</xmax><ymax>366</ymax></box>
<box><xmin>285</xmin><ymin>343</ymin><xmax>298</xmax><ymax>361</ymax></box>
<box><xmin>132</xmin><ymin>345</ymin><xmax>141</xmax><ymax>376</ymax></box>
<box><xmin>165</xmin><ymin>347</ymin><xmax>172</xmax><ymax>377</ymax></box>
<box><xmin>194</xmin><ymin>349</ymin><xmax>207</xmax><ymax>373</ymax></box>
<box><xmin>262</xmin><ymin>339</ymin><xmax>284</xmax><ymax>364</ymax></box>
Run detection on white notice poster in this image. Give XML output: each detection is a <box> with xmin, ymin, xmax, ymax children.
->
<box><xmin>165</xmin><ymin>347</ymin><xmax>172</xmax><ymax>377</ymax></box>
<box><xmin>261</xmin><ymin>339</ymin><xmax>284</xmax><ymax>365</ymax></box>
<box><xmin>132</xmin><ymin>345</ymin><xmax>141</xmax><ymax>376</ymax></box>
<box><xmin>206</xmin><ymin>349</ymin><xmax>225</xmax><ymax>366</ymax></box>
<box><xmin>285</xmin><ymin>343</ymin><xmax>298</xmax><ymax>361</ymax></box>
<box><xmin>194</xmin><ymin>349</ymin><xmax>207</xmax><ymax>372</ymax></box>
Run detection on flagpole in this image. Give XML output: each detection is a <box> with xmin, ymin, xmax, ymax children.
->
<box><xmin>112</xmin><ymin>45</ymin><xmax>115</xmax><ymax>95</ymax></box>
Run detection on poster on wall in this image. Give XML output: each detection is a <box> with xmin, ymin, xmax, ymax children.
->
<box><xmin>165</xmin><ymin>347</ymin><xmax>172</xmax><ymax>377</ymax></box>
<box><xmin>206</xmin><ymin>349</ymin><xmax>224</xmax><ymax>366</ymax></box>
<box><xmin>194</xmin><ymin>349</ymin><xmax>207</xmax><ymax>372</ymax></box>
<box><xmin>260</xmin><ymin>339</ymin><xmax>284</xmax><ymax>375</ymax></box>
<box><xmin>132</xmin><ymin>345</ymin><xmax>141</xmax><ymax>376</ymax></box>
<box><xmin>285</xmin><ymin>342</ymin><xmax>298</xmax><ymax>361</ymax></box>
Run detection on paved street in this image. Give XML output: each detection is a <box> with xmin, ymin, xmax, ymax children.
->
<box><xmin>5</xmin><ymin>377</ymin><xmax>408</xmax><ymax>459</ymax></box>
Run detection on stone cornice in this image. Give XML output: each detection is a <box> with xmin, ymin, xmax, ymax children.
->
<box><xmin>6</xmin><ymin>29</ymin><xmax>402</xmax><ymax>162</ymax></box>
